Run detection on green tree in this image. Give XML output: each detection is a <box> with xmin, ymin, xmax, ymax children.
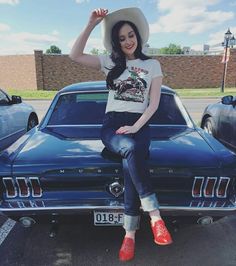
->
<box><xmin>159</xmin><ymin>43</ymin><xmax>183</xmax><ymax>54</ymax></box>
<box><xmin>46</xmin><ymin>45</ymin><xmax>62</xmax><ymax>54</ymax></box>
<box><xmin>90</xmin><ymin>48</ymin><xmax>109</xmax><ymax>55</ymax></box>
<box><xmin>90</xmin><ymin>48</ymin><xmax>99</xmax><ymax>55</ymax></box>
<box><xmin>101</xmin><ymin>49</ymin><xmax>109</xmax><ymax>55</ymax></box>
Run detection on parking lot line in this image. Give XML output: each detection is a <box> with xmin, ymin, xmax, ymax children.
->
<box><xmin>0</xmin><ymin>219</ymin><xmax>16</xmax><ymax>246</ymax></box>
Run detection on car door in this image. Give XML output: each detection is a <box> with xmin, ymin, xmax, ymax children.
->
<box><xmin>218</xmin><ymin>97</ymin><xmax>235</xmax><ymax>148</ymax></box>
<box><xmin>0</xmin><ymin>90</ymin><xmax>13</xmax><ymax>145</ymax></box>
<box><xmin>8</xmin><ymin>98</ymin><xmax>28</xmax><ymax>135</ymax></box>
<box><xmin>0</xmin><ymin>90</ymin><xmax>26</xmax><ymax>150</ymax></box>
<box><xmin>231</xmin><ymin>99</ymin><xmax>236</xmax><ymax>149</ymax></box>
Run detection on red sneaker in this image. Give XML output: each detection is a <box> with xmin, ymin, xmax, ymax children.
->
<box><xmin>151</xmin><ymin>219</ymin><xmax>173</xmax><ymax>245</ymax></box>
<box><xmin>119</xmin><ymin>237</ymin><xmax>135</xmax><ymax>262</ymax></box>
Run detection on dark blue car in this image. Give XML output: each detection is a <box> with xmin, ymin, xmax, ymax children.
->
<box><xmin>1</xmin><ymin>81</ymin><xmax>236</xmax><ymax>228</ymax></box>
<box><xmin>201</xmin><ymin>95</ymin><xmax>236</xmax><ymax>151</ymax></box>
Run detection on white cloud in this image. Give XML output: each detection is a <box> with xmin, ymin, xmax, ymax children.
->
<box><xmin>75</xmin><ymin>0</ymin><xmax>90</xmax><ymax>4</ymax></box>
<box><xmin>0</xmin><ymin>31</ymin><xmax>59</xmax><ymax>54</ymax></box>
<box><xmin>0</xmin><ymin>0</ymin><xmax>19</xmax><ymax>5</ymax></box>
<box><xmin>208</xmin><ymin>26</ymin><xmax>236</xmax><ymax>45</ymax></box>
<box><xmin>0</xmin><ymin>44</ymin><xmax>34</xmax><ymax>55</ymax></box>
<box><xmin>86</xmin><ymin>37</ymin><xmax>104</xmax><ymax>52</ymax></box>
<box><xmin>190</xmin><ymin>44</ymin><xmax>204</xmax><ymax>51</ymax></box>
<box><xmin>150</xmin><ymin>0</ymin><xmax>234</xmax><ymax>34</ymax></box>
<box><xmin>191</xmin><ymin>26</ymin><xmax>236</xmax><ymax>51</ymax></box>
<box><xmin>52</xmin><ymin>30</ymin><xmax>59</xmax><ymax>36</ymax></box>
<box><xmin>157</xmin><ymin>0</ymin><xmax>219</xmax><ymax>11</ymax></box>
<box><xmin>0</xmin><ymin>23</ymin><xmax>10</xmax><ymax>31</ymax></box>
<box><xmin>68</xmin><ymin>37</ymin><xmax>104</xmax><ymax>52</ymax></box>
<box><xmin>67</xmin><ymin>38</ymin><xmax>76</xmax><ymax>50</ymax></box>
<box><xmin>7</xmin><ymin>32</ymin><xmax>59</xmax><ymax>44</ymax></box>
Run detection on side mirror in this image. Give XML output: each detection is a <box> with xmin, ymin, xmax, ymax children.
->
<box><xmin>11</xmin><ymin>95</ymin><xmax>22</xmax><ymax>104</ymax></box>
<box><xmin>221</xmin><ymin>95</ymin><xmax>233</xmax><ymax>105</ymax></box>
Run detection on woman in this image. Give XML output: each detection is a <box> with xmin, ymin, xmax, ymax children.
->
<box><xmin>70</xmin><ymin>7</ymin><xmax>173</xmax><ymax>262</ymax></box>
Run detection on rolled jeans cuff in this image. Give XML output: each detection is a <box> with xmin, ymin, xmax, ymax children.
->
<box><xmin>140</xmin><ymin>193</ymin><xmax>159</xmax><ymax>212</ymax></box>
<box><xmin>123</xmin><ymin>214</ymin><xmax>140</xmax><ymax>231</ymax></box>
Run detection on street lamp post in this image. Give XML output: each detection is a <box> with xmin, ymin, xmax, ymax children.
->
<box><xmin>221</xmin><ymin>28</ymin><xmax>235</xmax><ymax>93</ymax></box>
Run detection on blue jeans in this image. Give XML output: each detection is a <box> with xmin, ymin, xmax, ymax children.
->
<box><xmin>101</xmin><ymin>111</ymin><xmax>159</xmax><ymax>231</ymax></box>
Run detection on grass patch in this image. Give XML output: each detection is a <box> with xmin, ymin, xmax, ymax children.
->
<box><xmin>6</xmin><ymin>87</ymin><xmax>236</xmax><ymax>100</ymax></box>
<box><xmin>175</xmin><ymin>87</ymin><xmax>236</xmax><ymax>97</ymax></box>
<box><xmin>6</xmin><ymin>89</ymin><xmax>57</xmax><ymax>100</ymax></box>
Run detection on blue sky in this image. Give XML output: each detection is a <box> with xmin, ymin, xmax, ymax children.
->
<box><xmin>0</xmin><ymin>0</ymin><xmax>235</xmax><ymax>55</ymax></box>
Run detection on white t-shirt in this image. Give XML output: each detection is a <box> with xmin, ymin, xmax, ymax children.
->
<box><xmin>99</xmin><ymin>55</ymin><xmax>163</xmax><ymax>114</ymax></box>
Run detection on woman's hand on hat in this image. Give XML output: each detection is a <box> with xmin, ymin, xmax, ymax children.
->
<box><xmin>116</xmin><ymin>125</ymin><xmax>138</xmax><ymax>135</ymax></box>
<box><xmin>89</xmin><ymin>8</ymin><xmax>108</xmax><ymax>26</ymax></box>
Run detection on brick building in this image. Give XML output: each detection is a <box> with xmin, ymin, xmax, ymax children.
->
<box><xmin>0</xmin><ymin>49</ymin><xmax>235</xmax><ymax>91</ymax></box>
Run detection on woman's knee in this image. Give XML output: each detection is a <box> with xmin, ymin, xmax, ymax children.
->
<box><xmin>119</xmin><ymin>139</ymin><xmax>136</xmax><ymax>157</ymax></box>
<box><xmin>120</xmin><ymin>140</ymin><xmax>148</xmax><ymax>158</ymax></box>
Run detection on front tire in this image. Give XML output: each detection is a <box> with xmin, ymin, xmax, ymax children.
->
<box><xmin>203</xmin><ymin>117</ymin><xmax>216</xmax><ymax>136</ymax></box>
<box><xmin>27</xmin><ymin>114</ymin><xmax>38</xmax><ymax>131</ymax></box>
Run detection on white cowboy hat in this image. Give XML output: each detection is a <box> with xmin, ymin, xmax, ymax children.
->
<box><xmin>101</xmin><ymin>7</ymin><xmax>149</xmax><ymax>53</ymax></box>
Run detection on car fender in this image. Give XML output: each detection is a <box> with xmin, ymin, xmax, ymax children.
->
<box><xmin>196</xmin><ymin>127</ymin><xmax>236</xmax><ymax>166</ymax></box>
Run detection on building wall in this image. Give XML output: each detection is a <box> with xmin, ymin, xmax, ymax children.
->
<box><xmin>0</xmin><ymin>49</ymin><xmax>235</xmax><ymax>90</ymax></box>
<box><xmin>158</xmin><ymin>54</ymin><xmax>225</xmax><ymax>88</ymax></box>
<box><xmin>40</xmin><ymin>53</ymin><xmax>106</xmax><ymax>90</ymax></box>
<box><xmin>0</xmin><ymin>54</ymin><xmax>37</xmax><ymax>90</ymax></box>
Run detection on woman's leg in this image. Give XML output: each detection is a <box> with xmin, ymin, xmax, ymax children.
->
<box><xmin>102</xmin><ymin>127</ymin><xmax>154</xmax><ymax>198</ymax></box>
<box><xmin>101</xmin><ymin>113</ymin><xmax>172</xmax><ymax>252</ymax></box>
<box><xmin>101</xmin><ymin>123</ymin><xmax>140</xmax><ymax>261</ymax></box>
<box><xmin>102</xmin><ymin>122</ymin><xmax>159</xmax><ymax>219</ymax></box>
<box><xmin>134</xmin><ymin>125</ymin><xmax>173</xmax><ymax>245</ymax></box>
<box><xmin>111</xmin><ymin>128</ymin><xmax>172</xmax><ymax>246</ymax></box>
<box><xmin>122</xmin><ymin>158</ymin><xmax>141</xmax><ymax>238</ymax></box>
<box><xmin>133</xmin><ymin>126</ymin><xmax>161</xmax><ymax>223</ymax></box>
<box><xmin>117</xmin><ymin>159</ymin><xmax>140</xmax><ymax>262</ymax></box>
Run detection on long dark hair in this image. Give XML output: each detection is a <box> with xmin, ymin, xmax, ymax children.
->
<box><xmin>106</xmin><ymin>20</ymin><xmax>150</xmax><ymax>90</ymax></box>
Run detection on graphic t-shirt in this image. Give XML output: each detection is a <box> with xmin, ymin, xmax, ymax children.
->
<box><xmin>99</xmin><ymin>55</ymin><xmax>163</xmax><ymax>114</ymax></box>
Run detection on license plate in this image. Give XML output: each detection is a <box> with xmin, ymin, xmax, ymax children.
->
<box><xmin>94</xmin><ymin>211</ymin><xmax>124</xmax><ymax>226</ymax></box>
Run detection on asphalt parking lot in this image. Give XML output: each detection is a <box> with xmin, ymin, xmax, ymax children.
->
<box><xmin>1</xmin><ymin>214</ymin><xmax>236</xmax><ymax>266</ymax></box>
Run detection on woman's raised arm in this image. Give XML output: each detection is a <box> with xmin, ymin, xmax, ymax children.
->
<box><xmin>69</xmin><ymin>8</ymin><xmax>108</xmax><ymax>70</ymax></box>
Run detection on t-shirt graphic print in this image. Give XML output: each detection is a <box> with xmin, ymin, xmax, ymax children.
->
<box><xmin>113</xmin><ymin>69</ymin><xmax>148</xmax><ymax>103</ymax></box>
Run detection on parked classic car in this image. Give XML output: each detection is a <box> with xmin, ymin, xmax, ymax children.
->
<box><xmin>0</xmin><ymin>89</ymin><xmax>38</xmax><ymax>151</ymax></box>
<box><xmin>0</xmin><ymin>81</ymin><xmax>236</xmax><ymax>228</ymax></box>
<box><xmin>201</xmin><ymin>95</ymin><xmax>236</xmax><ymax>151</ymax></box>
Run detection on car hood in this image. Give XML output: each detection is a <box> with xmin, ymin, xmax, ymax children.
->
<box><xmin>7</xmin><ymin>126</ymin><xmax>235</xmax><ymax>174</ymax></box>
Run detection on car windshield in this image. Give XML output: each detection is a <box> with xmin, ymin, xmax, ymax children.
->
<box><xmin>47</xmin><ymin>91</ymin><xmax>187</xmax><ymax>126</ymax></box>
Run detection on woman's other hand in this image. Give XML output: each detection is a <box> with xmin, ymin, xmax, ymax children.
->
<box><xmin>89</xmin><ymin>8</ymin><xmax>108</xmax><ymax>26</ymax></box>
<box><xmin>116</xmin><ymin>125</ymin><xmax>139</xmax><ymax>135</ymax></box>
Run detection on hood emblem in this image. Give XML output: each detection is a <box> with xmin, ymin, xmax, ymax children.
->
<box><xmin>109</xmin><ymin>181</ymin><xmax>124</xmax><ymax>198</ymax></box>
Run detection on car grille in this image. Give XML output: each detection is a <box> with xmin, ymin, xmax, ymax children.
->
<box><xmin>2</xmin><ymin>177</ymin><xmax>42</xmax><ymax>198</ymax></box>
<box><xmin>192</xmin><ymin>176</ymin><xmax>230</xmax><ymax>198</ymax></box>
